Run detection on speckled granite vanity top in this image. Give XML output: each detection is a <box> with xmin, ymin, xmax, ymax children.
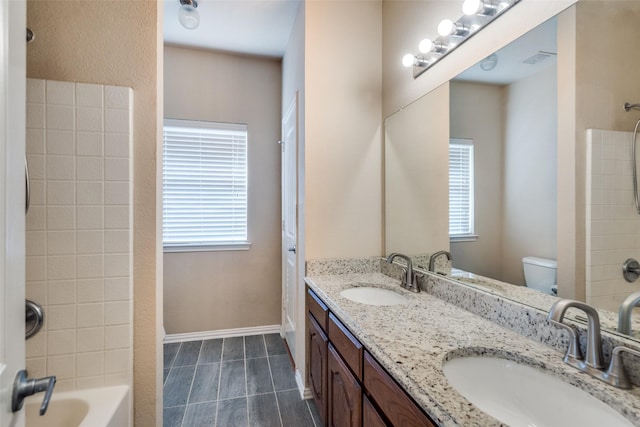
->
<box><xmin>305</xmin><ymin>272</ymin><xmax>640</xmax><ymax>426</ymax></box>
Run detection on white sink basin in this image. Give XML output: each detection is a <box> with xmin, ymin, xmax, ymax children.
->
<box><xmin>443</xmin><ymin>357</ymin><xmax>633</xmax><ymax>427</ymax></box>
<box><xmin>339</xmin><ymin>287</ymin><xmax>408</xmax><ymax>306</ymax></box>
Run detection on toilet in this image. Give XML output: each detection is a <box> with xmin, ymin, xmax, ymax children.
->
<box><xmin>522</xmin><ymin>256</ymin><xmax>557</xmax><ymax>295</ymax></box>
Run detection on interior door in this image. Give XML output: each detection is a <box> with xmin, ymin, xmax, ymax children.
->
<box><xmin>282</xmin><ymin>93</ymin><xmax>298</xmax><ymax>358</ymax></box>
<box><xmin>0</xmin><ymin>1</ymin><xmax>27</xmax><ymax>426</ymax></box>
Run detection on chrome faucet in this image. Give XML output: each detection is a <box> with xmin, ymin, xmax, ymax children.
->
<box><xmin>428</xmin><ymin>250</ymin><xmax>451</xmax><ymax>273</ymax></box>
<box><xmin>12</xmin><ymin>370</ymin><xmax>56</xmax><ymax>415</ymax></box>
<box><xmin>548</xmin><ymin>299</ymin><xmax>605</xmax><ymax>372</ymax></box>
<box><xmin>386</xmin><ymin>253</ymin><xmax>419</xmax><ymax>292</ymax></box>
<box><xmin>618</xmin><ymin>290</ymin><xmax>640</xmax><ymax>335</ymax></box>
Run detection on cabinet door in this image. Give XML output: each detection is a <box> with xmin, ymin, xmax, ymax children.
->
<box><xmin>308</xmin><ymin>314</ymin><xmax>328</xmax><ymax>425</ymax></box>
<box><xmin>328</xmin><ymin>344</ymin><xmax>362</xmax><ymax>427</ymax></box>
<box><xmin>363</xmin><ymin>395</ymin><xmax>388</xmax><ymax>427</ymax></box>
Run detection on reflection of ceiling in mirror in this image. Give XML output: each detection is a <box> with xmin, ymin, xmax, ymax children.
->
<box><xmin>456</xmin><ymin>16</ymin><xmax>557</xmax><ymax>85</ymax></box>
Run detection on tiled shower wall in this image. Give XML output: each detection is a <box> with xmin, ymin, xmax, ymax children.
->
<box><xmin>25</xmin><ymin>78</ymin><xmax>133</xmax><ymax>390</ymax></box>
<box><xmin>586</xmin><ymin>129</ymin><xmax>640</xmax><ymax>312</ymax></box>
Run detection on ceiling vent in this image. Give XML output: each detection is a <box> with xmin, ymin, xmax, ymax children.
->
<box><xmin>522</xmin><ymin>51</ymin><xmax>557</xmax><ymax>65</ymax></box>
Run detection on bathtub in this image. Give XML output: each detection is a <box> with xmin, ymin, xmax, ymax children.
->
<box><xmin>25</xmin><ymin>385</ymin><xmax>130</xmax><ymax>427</ymax></box>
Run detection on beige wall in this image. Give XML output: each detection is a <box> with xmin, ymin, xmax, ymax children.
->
<box><xmin>449</xmin><ymin>81</ymin><xmax>504</xmax><ymax>279</ymax></box>
<box><xmin>385</xmin><ymin>83</ymin><xmax>450</xmax><ymax>256</ymax></box>
<box><xmin>305</xmin><ymin>0</ymin><xmax>383</xmax><ymax>260</ymax></box>
<box><xmin>163</xmin><ymin>47</ymin><xmax>283</xmax><ymax>334</ymax></box>
<box><xmin>26</xmin><ymin>1</ymin><xmax>161</xmax><ymax>425</ymax></box>
<box><xmin>501</xmin><ymin>66</ymin><xmax>557</xmax><ymax>285</ymax></box>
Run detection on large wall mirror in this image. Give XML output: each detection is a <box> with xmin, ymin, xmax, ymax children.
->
<box><xmin>385</xmin><ymin>2</ymin><xmax>640</xmax><ymax>341</ymax></box>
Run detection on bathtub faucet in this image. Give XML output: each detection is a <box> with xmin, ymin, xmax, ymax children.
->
<box><xmin>11</xmin><ymin>370</ymin><xmax>57</xmax><ymax>415</ymax></box>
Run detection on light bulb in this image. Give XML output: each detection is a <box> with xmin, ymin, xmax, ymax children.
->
<box><xmin>402</xmin><ymin>54</ymin><xmax>416</xmax><ymax>68</ymax></box>
<box><xmin>438</xmin><ymin>19</ymin><xmax>456</xmax><ymax>37</ymax></box>
<box><xmin>178</xmin><ymin>1</ymin><xmax>200</xmax><ymax>30</ymax></box>
<box><xmin>418</xmin><ymin>39</ymin><xmax>434</xmax><ymax>54</ymax></box>
<box><xmin>462</xmin><ymin>0</ymin><xmax>483</xmax><ymax>15</ymax></box>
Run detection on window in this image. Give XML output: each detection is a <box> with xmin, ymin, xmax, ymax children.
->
<box><xmin>163</xmin><ymin>119</ymin><xmax>249</xmax><ymax>251</ymax></box>
<box><xmin>449</xmin><ymin>138</ymin><xmax>476</xmax><ymax>241</ymax></box>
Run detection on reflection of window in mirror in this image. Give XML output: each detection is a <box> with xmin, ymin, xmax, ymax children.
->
<box><xmin>449</xmin><ymin>138</ymin><xmax>477</xmax><ymax>242</ymax></box>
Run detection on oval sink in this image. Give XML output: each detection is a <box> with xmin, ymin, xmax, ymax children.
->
<box><xmin>443</xmin><ymin>357</ymin><xmax>633</xmax><ymax>427</ymax></box>
<box><xmin>340</xmin><ymin>287</ymin><xmax>408</xmax><ymax>306</ymax></box>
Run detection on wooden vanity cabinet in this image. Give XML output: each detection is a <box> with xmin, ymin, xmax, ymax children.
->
<box><xmin>306</xmin><ymin>286</ymin><xmax>437</xmax><ymax>427</ymax></box>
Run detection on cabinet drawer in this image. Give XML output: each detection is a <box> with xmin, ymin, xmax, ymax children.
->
<box><xmin>328</xmin><ymin>313</ymin><xmax>363</xmax><ymax>381</ymax></box>
<box><xmin>364</xmin><ymin>351</ymin><xmax>436</xmax><ymax>427</ymax></box>
<box><xmin>364</xmin><ymin>395</ymin><xmax>388</xmax><ymax>427</ymax></box>
<box><xmin>307</xmin><ymin>287</ymin><xmax>329</xmax><ymax>331</ymax></box>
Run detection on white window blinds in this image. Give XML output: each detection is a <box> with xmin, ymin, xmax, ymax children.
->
<box><xmin>449</xmin><ymin>138</ymin><xmax>474</xmax><ymax>237</ymax></box>
<box><xmin>163</xmin><ymin>119</ymin><xmax>248</xmax><ymax>249</ymax></box>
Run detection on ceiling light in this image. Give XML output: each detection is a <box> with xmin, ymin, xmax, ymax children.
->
<box><xmin>480</xmin><ymin>53</ymin><xmax>498</xmax><ymax>71</ymax></box>
<box><xmin>178</xmin><ymin>0</ymin><xmax>200</xmax><ymax>30</ymax></box>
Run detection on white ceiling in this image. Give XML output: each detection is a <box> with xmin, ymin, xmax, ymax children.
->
<box><xmin>455</xmin><ymin>17</ymin><xmax>557</xmax><ymax>85</ymax></box>
<box><xmin>163</xmin><ymin>0</ymin><xmax>301</xmax><ymax>58</ymax></box>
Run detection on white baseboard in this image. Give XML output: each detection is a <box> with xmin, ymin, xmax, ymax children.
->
<box><xmin>295</xmin><ymin>369</ymin><xmax>313</xmax><ymax>400</ymax></box>
<box><xmin>164</xmin><ymin>324</ymin><xmax>281</xmax><ymax>344</ymax></box>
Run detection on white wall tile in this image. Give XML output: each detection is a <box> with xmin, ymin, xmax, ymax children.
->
<box><xmin>47</xmin><ymin>156</ymin><xmax>75</xmax><ymax>180</ymax></box>
<box><xmin>48</xmin><ymin>304</ymin><xmax>77</xmax><ymax>330</ymax></box>
<box><xmin>26</xmin><ymin>154</ymin><xmax>45</xmax><ymax>180</ymax></box>
<box><xmin>76</xmin><ymin>376</ymin><xmax>105</xmax><ymax>389</ymax></box>
<box><xmin>77</xmin><ymin>278</ymin><xmax>104</xmax><ymax>303</ymax></box>
<box><xmin>47</xmin><ymin>105</ymin><xmax>75</xmax><ymax>131</ymax></box>
<box><xmin>26</xmin><ymin>231</ymin><xmax>46</xmax><ymax>256</ymax></box>
<box><xmin>104</xmin><ymin>133</ymin><xmax>130</xmax><ymax>157</ymax></box>
<box><xmin>77</xmin><ymin>157</ymin><xmax>104</xmax><ymax>181</ymax></box>
<box><xmin>26</xmin><ymin>103</ymin><xmax>45</xmax><ymax>129</ymax></box>
<box><xmin>47</xmin><ymin>130</ymin><xmax>75</xmax><ymax>155</ymax></box>
<box><xmin>105</xmin><ymin>253</ymin><xmax>129</xmax><ymax>277</ymax></box>
<box><xmin>26</xmin><ymin>357</ymin><xmax>47</xmax><ymax>378</ymax></box>
<box><xmin>48</xmin><ymin>280</ymin><xmax>76</xmax><ymax>305</ymax></box>
<box><xmin>26</xmin><ymin>256</ymin><xmax>47</xmax><ymax>282</ymax></box>
<box><xmin>26</xmin><ymin>281</ymin><xmax>47</xmax><ymax>304</ymax></box>
<box><xmin>105</xmin><ymin>325</ymin><xmax>130</xmax><ymax>349</ymax></box>
<box><xmin>27</xmin><ymin>78</ymin><xmax>45</xmax><ymax>103</ymax></box>
<box><xmin>104</xmin><ymin>182</ymin><xmax>129</xmax><ymax>206</ymax></box>
<box><xmin>48</xmin><ymin>329</ymin><xmax>77</xmax><ymax>355</ymax></box>
<box><xmin>76</xmin><ymin>83</ymin><xmax>103</xmax><ymax>108</ymax></box>
<box><xmin>46</xmin><ymin>80</ymin><xmax>75</xmax><ymax>106</ymax></box>
<box><xmin>47</xmin><ymin>206</ymin><xmax>75</xmax><ymax>230</ymax></box>
<box><xmin>104</xmin><ymin>206</ymin><xmax>129</xmax><ymax>229</ymax></box>
<box><xmin>29</xmin><ymin>180</ymin><xmax>45</xmax><ymax>207</ymax></box>
<box><xmin>105</xmin><ymin>349</ymin><xmax>129</xmax><ymax>374</ymax></box>
<box><xmin>105</xmin><ymin>301</ymin><xmax>130</xmax><ymax>326</ymax></box>
<box><xmin>48</xmin><ymin>355</ymin><xmax>76</xmax><ymax>379</ymax></box>
<box><xmin>77</xmin><ymin>327</ymin><xmax>104</xmax><ymax>352</ymax></box>
<box><xmin>77</xmin><ymin>254</ymin><xmax>104</xmax><ymax>279</ymax></box>
<box><xmin>76</xmin><ymin>206</ymin><xmax>103</xmax><ymax>229</ymax></box>
<box><xmin>77</xmin><ymin>182</ymin><xmax>103</xmax><ymax>205</ymax></box>
<box><xmin>77</xmin><ymin>352</ymin><xmax>105</xmax><ymax>377</ymax></box>
<box><xmin>26</xmin><ymin>333</ymin><xmax>46</xmax><ymax>358</ymax></box>
<box><xmin>77</xmin><ymin>303</ymin><xmax>104</xmax><ymax>328</ymax></box>
<box><xmin>77</xmin><ymin>230</ymin><xmax>103</xmax><ymax>254</ymax></box>
<box><xmin>27</xmin><ymin>129</ymin><xmax>45</xmax><ymax>154</ymax></box>
<box><xmin>104</xmin><ymin>230</ymin><xmax>129</xmax><ymax>253</ymax></box>
<box><xmin>77</xmin><ymin>107</ymin><xmax>103</xmax><ymax>132</ymax></box>
<box><xmin>104</xmin><ymin>86</ymin><xmax>130</xmax><ymax>109</ymax></box>
<box><xmin>105</xmin><ymin>278</ymin><xmax>130</xmax><ymax>301</ymax></box>
<box><xmin>76</xmin><ymin>132</ymin><xmax>103</xmax><ymax>156</ymax></box>
<box><xmin>47</xmin><ymin>181</ymin><xmax>76</xmax><ymax>206</ymax></box>
<box><xmin>104</xmin><ymin>158</ymin><xmax>129</xmax><ymax>182</ymax></box>
<box><xmin>47</xmin><ymin>255</ymin><xmax>76</xmax><ymax>280</ymax></box>
<box><xmin>105</xmin><ymin>109</ymin><xmax>129</xmax><ymax>134</ymax></box>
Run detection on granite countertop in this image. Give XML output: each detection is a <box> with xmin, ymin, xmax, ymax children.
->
<box><xmin>305</xmin><ymin>272</ymin><xmax>640</xmax><ymax>427</ymax></box>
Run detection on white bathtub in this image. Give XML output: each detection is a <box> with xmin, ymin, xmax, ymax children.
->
<box><xmin>25</xmin><ymin>385</ymin><xmax>130</xmax><ymax>427</ymax></box>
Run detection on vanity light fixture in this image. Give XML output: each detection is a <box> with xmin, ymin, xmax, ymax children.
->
<box><xmin>178</xmin><ymin>0</ymin><xmax>200</xmax><ymax>30</ymax></box>
<box><xmin>403</xmin><ymin>0</ymin><xmax>520</xmax><ymax>78</ymax></box>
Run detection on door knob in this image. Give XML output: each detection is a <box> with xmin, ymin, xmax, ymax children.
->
<box><xmin>288</xmin><ymin>245</ymin><xmax>296</xmax><ymax>253</ymax></box>
<box><xmin>12</xmin><ymin>370</ymin><xmax>56</xmax><ymax>415</ymax></box>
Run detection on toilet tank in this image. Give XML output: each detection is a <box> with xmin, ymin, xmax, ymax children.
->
<box><xmin>522</xmin><ymin>256</ymin><xmax>557</xmax><ymax>294</ymax></box>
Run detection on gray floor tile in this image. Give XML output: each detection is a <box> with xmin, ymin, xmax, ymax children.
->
<box><xmin>264</xmin><ymin>334</ymin><xmax>287</xmax><ymax>356</ymax></box>
<box><xmin>163</xmin><ymin>405</ymin><xmax>185</xmax><ymax>427</ymax></box>
<box><xmin>218</xmin><ymin>359</ymin><xmax>247</xmax><ymax>400</ymax></box>
<box><xmin>164</xmin><ymin>365</ymin><xmax>196</xmax><ymax>407</ymax></box>
<box><xmin>245</xmin><ymin>335</ymin><xmax>267</xmax><ymax>359</ymax></box>
<box><xmin>307</xmin><ymin>399</ymin><xmax>322</xmax><ymax>427</ymax></box>
<box><xmin>246</xmin><ymin>357</ymin><xmax>273</xmax><ymax>395</ymax></box>
<box><xmin>189</xmin><ymin>363</ymin><xmax>221</xmax><ymax>404</ymax></box>
<box><xmin>200</xmin><ymin>339</ymin><xmax>223</xmax><ymax>364</ymax></box>
<box><xmin>174</xmin><ymin>340</ymin><xmax>203</xmax><ymax>367</ymax></box>
<box><xmin>223</xmin><ymin>337</ymin><xmax>245</xmax><ymax>361</ymax></box>
<box><xmin>164</xmin><ymin>342</ymin><xmax>181</xmax><ymax>369</ymax></box>
<box><xmin>277</xmin><ymin>390</ymin><xmax>314</xmax><ymax>427</ymax></box>
<box><xmin>269</xmin><ymin>354</ymin><xmax>297</xmax><ymax>391</ymax></box>
<box><xmin>248</xmin><ymin>393</ymin><xmax>281</xmax><ymax>427</ymax></box>
<box><xmin>216</xmin><ymin>397</ymin><xmax>248</xmax><ymax>427</ymax></box>
<box><xmin>184</xmin><ymin>401</ymin><xmax>217</xmax><ymax>426</ymax></box>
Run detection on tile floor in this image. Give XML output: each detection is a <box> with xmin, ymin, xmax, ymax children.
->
<box><xmin>163</xmin><ymin>334</ymin><xmax>322</xmax><ymax>427</ymax></box>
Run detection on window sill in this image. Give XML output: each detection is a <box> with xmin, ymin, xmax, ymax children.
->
<box><xmin>164</xmin><ymin>242</ymin><xmax>252</xmax><ymax>253</ymax></box>
<box><xmin>450</xmin><ymin>234</ymin><xmax>478</xmax><ymax>243</ymax></box>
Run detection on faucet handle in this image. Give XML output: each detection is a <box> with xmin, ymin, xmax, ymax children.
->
<box><xmin>550</xmin><ymin>320</ymin><xmax>582</xmax><ymax>362</ymax></box>
<box><xmin>605</xmin><ymin>346</ymin><xmax>640</xmax><ymax>389</ymax></box>
<box><xmin>11</xmin><ymin>370</ymin><xmax>57</xmax><ymax>415</ymax></box>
